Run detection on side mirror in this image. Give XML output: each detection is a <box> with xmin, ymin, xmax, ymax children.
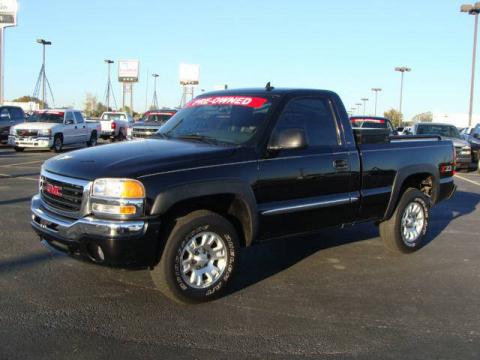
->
<box><xmin>65</xmin><ymin>119</ymin><xmax>74</xmax><ymax>125</ymax></box>
<box><xmin>473</xmin><ymin>133</ymin><xmax>480</xmax><ymax>139</ymax></box>
<box><xmin>268</xmin><ymin>128</ymin><xmax>308</xmax><ymax>151</ymax></box>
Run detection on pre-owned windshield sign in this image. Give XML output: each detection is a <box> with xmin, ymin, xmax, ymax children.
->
<box><xmin>186</xmin><ymin>96</ymin><xmax>267</xmax><ymax>108</ymax></box>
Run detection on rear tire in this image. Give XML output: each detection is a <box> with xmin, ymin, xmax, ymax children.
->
<box><xmin>379</xmin><ymin>188</ymin><xmax>431</xmax><ymax>254</ymax></box>
<box><xmin>51</xmin><ymin>135</ymin><xmax>63</xmax><ymax>153</ymax></box>
<box><xmin>150</xmin><ymin>210</ymin><xmax>240</xmax><ymax>304</ymax></box>
<box><xmin>14</xmin><ymin>147</ymin><xmax>24</xmax><ymax>152</ymax></box>
<box><xmin>87</xmin><ymin>132</ymin><xmax>97</xmax><ymax>147</ymax></box>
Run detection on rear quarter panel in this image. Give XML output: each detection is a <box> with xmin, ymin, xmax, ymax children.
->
<box><xmin>357</xmin><ymin>140</ymin><xmax>454</xmax><ymax>221</ymax></box>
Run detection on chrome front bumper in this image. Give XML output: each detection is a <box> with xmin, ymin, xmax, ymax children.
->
<box><xmin>31</xmin><ymin>194</ymin><xmax>147</xmax><ymax>241</ymax></box>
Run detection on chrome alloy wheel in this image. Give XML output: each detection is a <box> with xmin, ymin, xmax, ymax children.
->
<box><xmin>401</xmin><ymin>201</ymin><xmax>425</xmax><ymax>246</ymax></box>
<box><xmin>180</xmin><ymin>231</ymin><xmax>228</xmax><ymax>289</ymax></box>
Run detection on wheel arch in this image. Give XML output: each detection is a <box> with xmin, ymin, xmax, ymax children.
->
<box><xmin>150</xmin><ymin>180</ymin><xmax>258</xmax><ymax>248</ymax></box>
<box><xmin>383</xmin><ymin>164</ymin><xmax>439</xmax><ymax>220</ymax></box>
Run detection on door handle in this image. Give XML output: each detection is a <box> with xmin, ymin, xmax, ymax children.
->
<box><xmin>333</xmin><ymin>159</ymin><xmax>348</xmax><ymax>170</ymax></box>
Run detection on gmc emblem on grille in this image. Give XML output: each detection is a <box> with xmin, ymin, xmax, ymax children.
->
<box><xmin>45</xmin><ymin>183</ymin><xmax>62</xmax><ymax>197</ymax></box>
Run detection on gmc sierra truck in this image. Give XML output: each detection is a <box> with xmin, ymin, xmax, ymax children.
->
<box><xmin>31</xmin><ymin>88</ymin><xmax>456</xmax><ymax>304</ymax></box>
<box><xmin>9</xmin><ymin>109</ymin><xmax>99</xmax><ymax>152</ymax></box>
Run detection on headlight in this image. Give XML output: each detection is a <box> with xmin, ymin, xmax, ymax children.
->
<box><xmin>91</xmin><ymin>178</ymin><xmax>145</xmax><ymax>217</ymax></box>
<box><xmin>38</xmin><ymin>129</ymin><xmax>51</xmax><ymax>136</ymax></box>
<box><xmin>9</xmin><ymin>127</ymin><xmax>16</xmax><ymax>135</ymax></box>
<box><xmin>461</xmin><ymin>146</ymin><xmax>471</xmax><ymax>155</ymax></box>
<box><xmin>92</xmin><ymin>178</ymin><xmax>145</xmax><ymax>198</ymax></box>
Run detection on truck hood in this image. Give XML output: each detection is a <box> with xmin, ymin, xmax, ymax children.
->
<box><xmin>43</xmin><ymin>139</ymin><xmax>238</xmax><ymax>180</ymax></box>
<box><xmin>13</xmin><ymin>122</ymin><xmax>58</xmax><ymax>131</ymax></box>
<box><xmin>450</xmin><ymin>138</ymin><xmax>470</xmax><ymax>148</ymax></box>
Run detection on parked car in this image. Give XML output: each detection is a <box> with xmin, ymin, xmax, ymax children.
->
<box><xmin>350</xmin><ymin>116</ymin><xmax>398</xmax><ymax>135</ymax></box>
<box><xmin>131</xmin><ymin>109</ymin><xmax>177</xmax><ymax>139</ymax></box>
<box><xmin>31</xmin><ymin>88</ymin><xmax>456</xmax><ymax>304</ymax></box>
<box><xmin>460</xmin><ymin>124</ymin><xmax>480</xmax><ymax>163</ymax></box>
<box><xmin>99</xmin><ymin>112</ymin><xmax>133</xmax><ymax>141</ymax></box>
<box><xmin>9</xmin><ymin>109</ymin><xmax>100</xmax><ymax>152</ymax></box>
<box><xmin>412</xmin><ymin>122</ymin><xmax>472</xmax><ymax>170</ymax></box>
<box><xmin>0</xmin><ymin>106</ymin><xmax>25</xmax><ymax>144</ymax></box>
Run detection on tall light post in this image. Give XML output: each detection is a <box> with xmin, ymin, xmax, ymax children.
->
<box><xmin>361</xmin><ymin>98</ymin><xmax>369</xmax><ymax>115</ymax></box>
<box><xmin>371</xmin><ymin>88</ymin><xmax>382</xmax><ymax>116</ymax></box>
<box><xmin>37</xmin><ymin>39</ymin><xmax>52</xmax><ymax>109</ymax></box>
<box><xmin>395</xmin><ymin>67</ymin><xmax>411</xmax><ymax>118</ymax></box>
<box><xmin>355</xmin><ymin>103</ymin><xmax>362</xmax><ymax>114</ymax></box>
<box><xmin>461</xmin><ymin>3</ymin><xmax>480</xmax><ymax>127</ymax></box>
<box><xmin>0</xmin><ymin>0</ymin><xmax>18</xmax><ymax>105</ymax></box>
<box><xmin>104</xmin><ymin>59</ymin><xmax>114</xmax><ymax>111</ymax></box>
<box><xmin>350</xmin><ymin>107</ymin><xmax>356</xmax><ymax>116</ymax></box>
<box><xmin>151</xmin><ymin>73</ymin><xmax>159</xmax><ymax>109</ymax></box>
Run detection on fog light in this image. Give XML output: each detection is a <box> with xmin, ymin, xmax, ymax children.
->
<box><xmin>92</xmin><ymin>203</ymin><xmax>136</xmax><ymax>215</ymax></box>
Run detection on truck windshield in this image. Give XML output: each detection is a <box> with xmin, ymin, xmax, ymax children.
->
<box><xmin>147</xmin><ymin>113</ymin><xmax>175</xmax><ymax>123</ymax></box>
<box><xmin>157</xmin><ymin>96</ymin><xmax>272</xmax><ymax>145</ymax></box>
<box><xmin>417</xmin><ymin>124</ymin><xmax>461</xmax><ymax>139</ymax></box>
<box><xmin>26</xmin><ymin>112</ymin><xmax>64</xmax><ymax>123</ymax></box>
<box><xmin>102</xmin><ymin>113</ymin><xmax>126</xmax><ymax>121</ymax></box>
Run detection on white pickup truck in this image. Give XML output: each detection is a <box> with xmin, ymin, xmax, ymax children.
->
<box><xmin>8</xmin><ymin>109</ymin><xmax>100</xmax><ymax>152</ymax></box>
<box><xmin>99</xmin><ymin>112</ymin><xmax>133</xmax><ymax>142</ymax></box>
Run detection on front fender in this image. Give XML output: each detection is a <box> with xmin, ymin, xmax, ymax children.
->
<box><xmin>150</xmin><ymin>179</ymin><xmax>258</xmax><ymax>246</ymax></box>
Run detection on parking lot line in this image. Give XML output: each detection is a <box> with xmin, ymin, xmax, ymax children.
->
<box><xmin>0</xmin><ymin>160</ymin><xmax>44</xmax><ymax>168</ymax></box>
<box><xmin>0</xmin><ymin>173</ymin><xmax>39</xmax><ymax>182</ymax></box>
<box><xmin>455</xmin><ymin>174</ymin><xmax>480</xmax><ymax>186</ymax></box>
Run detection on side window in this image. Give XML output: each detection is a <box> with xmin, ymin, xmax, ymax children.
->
<box><xmin>74</xmin><ymin>112</ymin><xmax>84</xmax><ymax>123</ymax></box>
<box><xmin>0</xmin><ymin>108</ymin><xmax>10</xmax><ymax>120</ymax></box>
<box><xmin>271</xmin><ymin>97</ymin><xmax>340</xmax><ymax>149</ymax></box>
<box><xmin>65</xmin><ymin>112</ymin><xmax>75</xmax><ymax>124</ymax></box>
<box><xmin>12</xmin><ymin>108</ymin><xmax>24</xmax><ymax>120</ymax></box>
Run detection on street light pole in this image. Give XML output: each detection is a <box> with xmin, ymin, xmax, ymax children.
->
<box><xmin>461</xmin><ymin>3</ymin><xmax>480</xmax><ymax>127</ymax></box>
<box><xmin>37</xmin><ymin>39</ymin><xmax>52</xmax><ymax>109</ymax></box>
<box><xmin>104</xmin><ymin>59</ymin><xmax>114</xmax><ymax>111</ymax></box>
<box><xmin>151</xmin><ymin>73</ymin><xmax>159</xmax><ymax>109</ymax></box>
<box><xmin>395</xmin><ymin>67</ymin><xmax>411</xmax><ymax>118</ymax></box>
<box><xmin>361</xmin><ymin>98</ymin><xmax>369</xmax><ymax>115</ymax></box>
<box><xmin>355</xmin><ymin>103</ymin><xmax>362</xmax><ymax>114</ymax></box>
<box><xmin>371</xmin><ymin>88</ymin><xmax>382</xmax><ymax>116</ymax></box>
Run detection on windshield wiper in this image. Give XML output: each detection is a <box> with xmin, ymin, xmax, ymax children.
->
<box><xmin>176</xmin><ymin>134</ymin><xmax>220</xmax><ymax>145</ymax></box>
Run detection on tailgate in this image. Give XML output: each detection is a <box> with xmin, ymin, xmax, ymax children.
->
<box><xmin>100</xmin><ymin>120</ymin><xmax>112</xmax><ymax>131</ymax></box>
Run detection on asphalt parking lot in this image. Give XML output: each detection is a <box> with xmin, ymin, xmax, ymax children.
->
<box><xmin>0</xmin><ymin>145</ymin><xmax>479</xmax><ymax>360</ymax></box>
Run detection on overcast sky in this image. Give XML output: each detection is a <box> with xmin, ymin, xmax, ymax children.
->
<box><xmin>4</xmin><ymin>0</ymin><xmax>476</xmax><ymax>119</ymax></box>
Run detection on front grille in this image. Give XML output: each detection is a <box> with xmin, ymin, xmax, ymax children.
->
<box><xmin>41</xmin><ymin>176</ymin><xmax>84</xmax><ymax>212</ymax></box>
<box><xmin>132</xmin><ymin>128</ymin><xmax>158</xmax><ymax>138</ymax></box>
<box><xmin>17</xmin><ymin>129</ymin><xmax>38</xmax><ymax>137</ymax></box>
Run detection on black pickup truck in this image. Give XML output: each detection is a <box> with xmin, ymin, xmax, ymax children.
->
<box><xmin>31</xmin><ymin>87</ymin><xmax>456</xmax><ymax>303</ymax></box>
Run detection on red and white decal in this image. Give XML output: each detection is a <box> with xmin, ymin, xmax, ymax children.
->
<box><xmin>186</xmin><ymin>96</ymin><xmax>267</xmax><ymax>109</ymax></box>
<box><xmin>351</xmin><ymin>118</ymin><xmax>385</xmax><ymax>124</ymax></box>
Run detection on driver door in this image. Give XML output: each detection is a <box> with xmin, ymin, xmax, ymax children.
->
<box><xmin>255</xmin><ymin>96</ymin><xmax>355</xmax><ymax>239</ymax></box>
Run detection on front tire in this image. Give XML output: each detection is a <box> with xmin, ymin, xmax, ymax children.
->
<box><xmin>51</xmin><ymin>135</ymin><xmax>63</xmax><ymax>153</ymax></box>
<box><xmin>150</xmin><ymin>210</ymin><xmax>240</xmax><ymax>304</ymax></box>
<box><xmin>379</xmin><ymin>188</ymin><xmax>431</xmax><ymax>254</ymax></box>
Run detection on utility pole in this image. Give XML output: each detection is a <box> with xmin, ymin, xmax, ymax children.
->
<box><xmin>371</xmin><ymin>88</ymin><xmax>382</xmax><ymax>116</ymax></box>
<box><xmin>461</xmin><ymin>3</ymin><xmax>480</xmax><ymax>127</ymax></box>
<box><xmin>361</xmin><ymin>98</ymin><xmax>369</xmax><ymax>115</ymax></box>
